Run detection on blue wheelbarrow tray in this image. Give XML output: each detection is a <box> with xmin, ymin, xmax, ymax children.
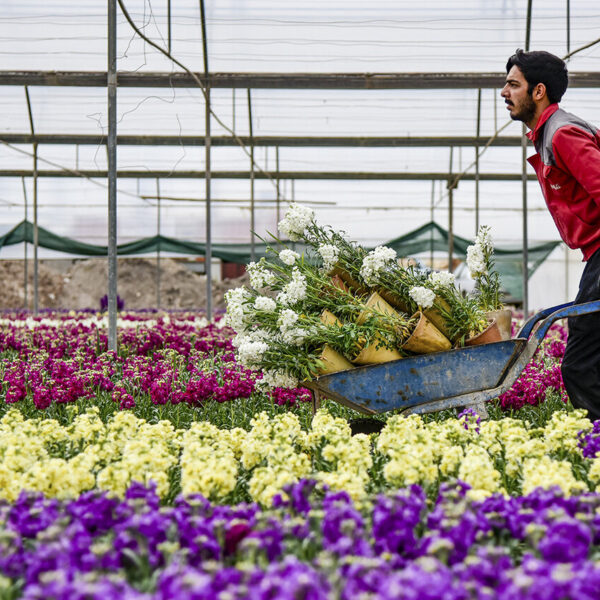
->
<box><xmin>304</xmin><ymin>299</ymin><xmax>600</xmax><ymax>416</ymax></box>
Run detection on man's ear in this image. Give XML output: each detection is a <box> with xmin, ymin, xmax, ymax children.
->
<box><xmin>533</xmin><ymin>82</ymin><xmax>547</xmax><ymax>101</ymax></box>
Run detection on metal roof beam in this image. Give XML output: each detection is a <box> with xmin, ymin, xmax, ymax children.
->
<box><xmin>0</xmin><ymin>169</ymin><xmax>538</xmax><ymax>181</ymax></box>
<box><xmin>0</xmin><ymin>71</ymin><xmax>599</xmax><ymax>89</ymax></box>
<box><xmin>0</xmin><ymin>133</ymin><xmax>530</xmax><ymax>147</ymax></box>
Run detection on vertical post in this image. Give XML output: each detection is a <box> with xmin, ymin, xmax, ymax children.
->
<box><xmin>447</xmin><ymin>147</ymin><xmax>454</xmax><ymax>273</ymax></box>
<box><xmin>199</xmin><ymin>0</ymin><xmax>212</xmax><ymax>321</ymax></box>
<box><xmin>522</xmin><ymin>0</ymin><xmax>533</xmax><ymax>316</ymax></box>
<box><xmin>475</xmin><ymin>88</ymin><xmax>481</xmax><ymax>233</ymax></box>
<box><xmin>276</xmin><ymin>146</ymin><xmax>281</xmax><ymax>228</ymax></box>
<box><xmin>564</xmin><ymin>243</ymin><xmax>569</xmax><ymax>302</ymax></box>
<box><xmin>521</xmin><ymin>125</ymin><xmax>529</xmax><ymax>316</ymax></box>
<box><xmin>33</xmin><ymin>147</ymin><xmax>38</xmax><ymax>315</ymax></box>
<box><xmin>107</xmin><ymin>0</ymin><xmax>118</xmax><ymax>351</ymax></box>
<box><xmin>430</xmin><ymin>180</ymin><xmax>435</xmax><ymax>268</ymax></box>
<box><xmin>24</xmin><ymin>87</ymin><xmax>39</xmax><ymax>315</ymax></box>
<box><xmin>247</xmin><ymin>89</ymin><xmax>255</xmax><ymax>262</ymax></box>
<box><xmin>21</xmin><ymin>177</ymin><xmax>28</xmax><ymax>309</ymax></box>
<box><xmin>566</xmin><ymin>0</ymin><xmax>570</xmax><ymax>54</ymax></box>
<box><xmin>167</xmin><ymin>0</ymin><xmax>172</xmax><ymax>54</ymax></box>
<box><xmin>156</xmin><ymin>178</ymin><xmax>161</xmax><ymax>309</ymax></box>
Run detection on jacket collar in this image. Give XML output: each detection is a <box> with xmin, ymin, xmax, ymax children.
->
<box><xmin>526</xmin><ymin>103</ymin><xmax>559</xmax><ymax>144</ymax></box>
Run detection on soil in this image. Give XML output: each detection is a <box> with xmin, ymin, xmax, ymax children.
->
<box><xmin>0</xmin><ymin>258</ymin><xmax>248</xmax><ymax>312</ymax></box>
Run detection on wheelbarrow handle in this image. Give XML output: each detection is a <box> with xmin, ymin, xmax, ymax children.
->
<box><xmin>516</xmin><ymin>301</ymin><xmax>573</xmax><ymax>339</ymax></box>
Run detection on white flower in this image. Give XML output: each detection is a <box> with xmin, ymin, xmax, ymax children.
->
<box><xmin>360</xmin><ymin>246</ymin><xmax>397</xmax><ymax>285</ymax></box>
<box><xmin>278</xmin><ymin>308</ymin><xmax>299</xmax><ymax>333</ymax></box>
<box><xmin>247</xmin><ymin>261</ymin><xmax>276</xmax><ymax>290</ymax></box>
<box><xmin>428</xmin><ymin>271</ymin><xmax>455</xmax><ymax>288</ymax></box>
<box><xmin>466</xmin><ymin>244</ymin><xmax>486</xmax><ymax>277</ymax></box>
<box><xmin>281</xmin><ymin>327</ymin><xmax>310</xmax><ymax>346</ymax></box>
<box><xmin>408</xmin><ymin>286</ymin><xmax>436</xmax><ymax>309</ymax></box>
<box><xmin>475</xmin><ymin>225</ymin><xmax>493</xmax><ymax>254</ymax></box>
<box><xmin>318</xmin><ymin>244</ymin><xmax>339</xmax><ymax>273</ymax></box>
<box><xmin>278</xmin><ymin>204</ymin><xmax>315</xmax><ymax>242</ymax></box>
<box><xmin>224</xmin><ymin>287</ymin><xmax>252</xmax><ymax>332</ymax></box>
<box><xmin>237</xmin><ymin>340</ymin><xmax>269</xmax><ymax>368</ymax></box>
<box><xmin>258</xmin><ymin>369</ymin><xmax>299</xmax><ymax>390</ymax></box>
<box><xmin>279</xmin><ymin>249</ymin><xmax>300</xmax><ymax>266</ymax></box>
<box><xmin>254</xmin><ymin>296</ymin><xmax>276</xmax><ymax>312</ymax></box>
<box><xmin>280</xmin><ymin>268</ymin><xmax>307</xmax><ymax>305</ymax></box>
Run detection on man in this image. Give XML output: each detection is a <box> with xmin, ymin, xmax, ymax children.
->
<box><xmin>501</xmin><ymin>49</ymin><xmax>600</xmax><ymax>420</ymax></box>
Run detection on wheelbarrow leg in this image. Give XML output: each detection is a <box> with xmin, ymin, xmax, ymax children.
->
<box><xmin>469</xmin><ymin>401</ymin><xmax>489</xmax><ymax>420</ymax></box>
<box><xmin>312</xmin><ymin>389</ymin><xmax>321</xmax><ymax>414</ymax></box>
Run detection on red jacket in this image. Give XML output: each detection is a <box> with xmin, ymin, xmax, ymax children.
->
<box><xmin>527</xmin><ymin>103</ymin><xmax>600</xmax><ymax>261</ymax></box>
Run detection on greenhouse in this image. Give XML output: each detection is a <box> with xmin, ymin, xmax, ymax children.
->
<box><xmin>1</xmin><ymin>1</ymin><xmax>600</xmax><ymax>598</ymax></box>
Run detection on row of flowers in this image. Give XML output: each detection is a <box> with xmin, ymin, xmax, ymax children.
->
<box><xmin>0</xmin><ymin>314</ymin><xmax>312</xmax><ymax>414</ymax></box>
<box><xmin>3</xmin><ymin>480</ymin><xmax>600</xmax><ymax>599</ymax></box>
<box><xmin>1</xmin><ymin>403</ymin><xmax>599</xmax><ymax>505</ymax></box>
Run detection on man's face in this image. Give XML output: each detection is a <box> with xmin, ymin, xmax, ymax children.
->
<box><xmin>501</xmin><ymin>65</ymin><xmax>536</xmax><ymax>124</ymax></box>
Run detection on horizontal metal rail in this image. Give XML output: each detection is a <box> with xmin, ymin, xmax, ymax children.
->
<box><xmin>0</xmin><ymin>169</ymin><xmax>539</xmax><ymax>181</ymax></box>
<box><xmin>1</xmin><ymin>70</ymin><xmax>599</xmax><ymax>89</ymax></box>
<box><xmin>0</xmin><ymin>133</ymin><xmax>532</xmax><ymax>147</ymax></box>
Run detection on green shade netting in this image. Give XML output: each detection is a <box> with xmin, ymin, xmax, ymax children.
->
<box><xmin>0</xmin><ymin>220</ymin><xmax>559</xmax><ymax>302</ymax></box>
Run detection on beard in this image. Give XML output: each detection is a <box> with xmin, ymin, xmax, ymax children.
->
<box><xmin>508</xmin><ymin>95</ymin><xmax>536</xmax><ymax>124</ymax></box>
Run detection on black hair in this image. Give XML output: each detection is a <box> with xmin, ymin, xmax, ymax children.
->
<box><xmin>506</xmin><ymin>49</ymin><xmax>569</xmax><ymax>104</ymax></box>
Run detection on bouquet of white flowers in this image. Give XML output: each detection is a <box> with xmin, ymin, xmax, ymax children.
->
<box><xmin>224</xmin><ymin>205</ymin><xmax>504</xmax><ymax>388</ymax></box>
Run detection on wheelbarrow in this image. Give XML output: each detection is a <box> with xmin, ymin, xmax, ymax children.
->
<box><xmin>304</xmin><ymin>299</ymin><xmax>600</xmax><ymax>417</ymax></box>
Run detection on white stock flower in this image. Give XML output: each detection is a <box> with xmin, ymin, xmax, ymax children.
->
<box><xmin>476</xmin><ymin>225</ymin><xmax>493</xmax><ymax>254</ymax></box>
<box><xmin>360</xmin><ymin>246</ymin><xmax>397</xmax><ymax>284</ymax></box>
<box><xmin>281</xmin><ymin>327</ymin><xmax>310</xmax><ymax>346</ymax></box>
<box><xmin>278</xmin><ymin>204</ymin><xmax>315</xmax><ymax>242</ymax></box>
<box><xmin>254</xmin><ymin>296</ymin><xmax>277</xmax><ymax>312</ymax></box>
<box><xmin>224</xmin><ymin>287</ymin><xmax>252</xmax><ymax>331</ymax></box>
<box><xmin>247</xmin><ymin>261</ymin><xmax>276</xmax><ymax>290</ymax></box>
<box><xmin>280</xmin><ymin>268</ymin><xmax>307</xmax><ymax>305</ymax></box>
<box><xmin>279</xmin><ymin>249</ymin><xmax>300</xmax><ymax>266</ymax></box>
<box><xmin>318</xmin><ymin>244</ymin><xmax>339</xmax><ymax>273</ymax></box>
<box><xmin>278</xmin><ymin>308</ymin><xmax>299</xmax><ymax>333</ymax></box>
<box><xmin>428</xmin><ymin>271</ymin><xmax>455</xmax><ymax>288</ymax></box>
<box><xmin>466</xmin><ymin>244</ymin><xmax>486</xmax><ymax>277</ymax></box>
<box><xmin>258</xmin><ymin>369</ymin><xmax>299</xmax><ymax>390</ymax></box>
<box><xmin>237</xmin><ymin>340</ymin><xmax>269</xmax><ymax>368</ymax></box>
<box><xmin>408</xmin><ymin>286</ymin><xmax>436</xmax><ymax>309</ymax></box>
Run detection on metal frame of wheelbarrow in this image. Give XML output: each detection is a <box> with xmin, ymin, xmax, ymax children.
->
<box><xmin>304</xmin><ymin>299</ymin><xmax>600</xmax><ymax>416</ymax></box>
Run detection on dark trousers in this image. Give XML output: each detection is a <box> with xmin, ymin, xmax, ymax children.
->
<box><xmin>561</xmin><ymin>247</ymin><xmax>600</xmax><ymax>421</ymax></box>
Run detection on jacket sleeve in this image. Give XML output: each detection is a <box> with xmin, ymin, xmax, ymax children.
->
<box><xmin>552</xmin><ymin>126</ymin><xmax>600</xmax><ymax>208</ymax></box>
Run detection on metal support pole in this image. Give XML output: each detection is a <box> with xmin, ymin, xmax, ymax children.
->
<box><xmin>21</xmin><ymin>177</ymin><xmax>28</xmax><ymax>309</ymax></box>
<box><xmin>156</xmin><ymin>178</ymin><xmax>161</xmax><ymax>309</ymax></box>
<box><xmin>199</xmin><ymin>0</ymin><xmax>212</xmax><ymax>321</ymax></box>
<box><xmin>521</xmin><ymin>124</ymin><xmax>529</xmax><ymax>316</ymax></box>
<box><xmin>475</xmin><ymin>88</ymin><xmax>481</xmax><ymax>233</ymax></box>
<box><xmin>522</xmin><ymin>0</ymin><xmax>532</xmax><ymax>316</ymax></box>
<box><xmin>276</xmin><ymin>146</ymin><xmax>281</xmax><ymax>230</ymax></box>
<box><xmin>566</xmin><ymin>0</ymin><xmax>571</xmax><ymax>55</ymax></box>
<box><xmin>525</xmin><ymin>0</ymin><xmax>533</xmax><ymax>52</ymax></box>
<box><xmin>448</xmin><ymin>147</ymin><xmax>454</xmax><ymax>273</ymax></box>
<box><xmin>565</xmin><ymin>243</ymin><xmax>569</xmax><ymax>302</ymax></box>
<box><xmin>167</xmin><ymin>0</ymin><xmax>172</xmax><ymax>54</ymax></box>
<box><xmin>247</xmin><ymin>88</ymin><xmax>255</xmax><ymax>262</ymax></box>
<box><xmin>33</xmin><ymin>147</ymin><xmax>38</xmax><ymax>314</ymax></box>
<box><xmin>107</xmin><ymin>0</ymin><xmax>118</xmax><ymax>351</ymax></box>
<box><xmin>430</xmin><ymin>180</ymin><xmax>435</xmax><ymax>268</ymax></box>
<box><xmin>24</xmin><ymin>86</ymin><xmax>39</xmax><ymax>314</ymax></box>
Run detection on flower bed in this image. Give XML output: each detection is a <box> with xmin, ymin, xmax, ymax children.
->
<box><xmin>4</xmin><ymin>481</ymin><xmax>600</xmax><ymax>599</ymax></box>
<box><xmin>1</xmin><ymin>402</ymin><xmax>599</xmax><ymax>505</ymax></box>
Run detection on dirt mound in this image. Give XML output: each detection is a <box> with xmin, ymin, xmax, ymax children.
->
<box><xmin>0</xmin><ymin>260</ymin><xmax>65</xmax><ymax>310</ymax></box>
<box><xmin>0</xmin><ymin>258</ymin><xmax>249</xmax><ymax>311</ymax></box>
